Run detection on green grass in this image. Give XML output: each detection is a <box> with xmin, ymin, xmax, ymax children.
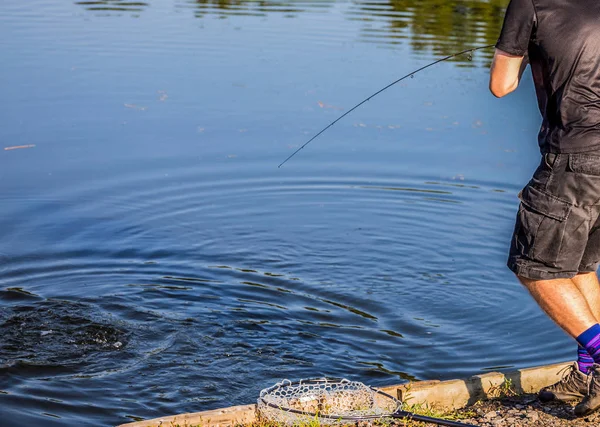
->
<box><xmin>399</xmin><ymin>402</ymin><xmax>477</xmax><ymax>426</ymax></box>
<box><xmin>487</xmin><ymin>378</ymin><xmax>518</xmax><ymax>399</ymax></box>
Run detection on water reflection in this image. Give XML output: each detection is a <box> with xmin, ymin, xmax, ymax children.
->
<box><xmin>75</xmin><ymin>0</ymin><xmax>149</xmax><ymax>13</ymax></box>
<box><xmin>350</xmin><ymin>0</ymin><xmax>505</xmax><ymax>61</ymax></box>
<box><xmin>177</xmin><ymin>0</ymin><xmax>332</xmax><ymax>18</ymax></box>
<box><xmin>74</xmin><ymin>0</ymin><xmax>506</xmax><ymax>64</ymax></box>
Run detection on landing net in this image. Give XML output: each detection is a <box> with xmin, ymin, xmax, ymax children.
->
<box><xmin>257</xmin><ymin>378</ymin><xmax>401</xmax><ymax>425</ymax></box>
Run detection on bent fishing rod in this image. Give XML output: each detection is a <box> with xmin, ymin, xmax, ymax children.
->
<box><xmin>278</xmin><ymin>44</ymin><xmax>495</xmax><ymax>168</ymax></box>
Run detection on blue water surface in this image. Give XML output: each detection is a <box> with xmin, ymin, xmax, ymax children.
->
<box><xmin>0</xmin><ymin>1</ymin><xmax>572</xmax><ymax>426</ymax></box>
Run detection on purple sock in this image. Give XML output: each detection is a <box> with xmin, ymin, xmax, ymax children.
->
<box><xmin>578</xmin><ymin>346</ymin><xmax>595</xmax><ymax>374</ymax></box>
<box><xmin>577</xmin><ymin>324</ymin><xmax>600</xmax><ymax>365</ymax></box>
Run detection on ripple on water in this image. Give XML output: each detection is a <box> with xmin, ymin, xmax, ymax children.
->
<box><xmin>0</xmin><ymin>287</ymin><xmax>43</xmax><ymax>303</ymax></box>
<box><xmin>0</xmin><ymin>252</ymin><xmax>7</xmax><ymax>274</ymax></box>
<box><xmin>0</xmin><ymin>299</ymin><xmax>128</xmax><ymax>376</ymax></box>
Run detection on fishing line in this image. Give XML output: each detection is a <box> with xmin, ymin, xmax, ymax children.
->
<box><xmin>278</xmin><ymin>44</ymin><xmax>495</xmax><ymax>168</ymax></box>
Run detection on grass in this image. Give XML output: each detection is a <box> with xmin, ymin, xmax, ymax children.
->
<box><xmin>399</xmin><ymin>402</ymin><xmax>478</xmax><ymax>426</ymax></box>
<box><xmin>487</xmin><ymin>378</ymin><xmax>518</xmax><ymax>399</ymax></box>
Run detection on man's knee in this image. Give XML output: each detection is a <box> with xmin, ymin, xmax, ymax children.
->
<box><xmin>515</xmin><ymin>273</ymin><xmax>539</xmax><ymax>290</ymax></box>
<box><xmin>576</xmin><ymin>272</ymin><xmax>598</xmax><ymax>279</ymax></box>
<box><xmin>515</xmin><ymin>273</ymin><xmax>569</xmax><ymax>293</ymax></box>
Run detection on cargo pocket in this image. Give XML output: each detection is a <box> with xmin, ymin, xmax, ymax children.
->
<box><xmin>566</xmin><ymin>154</ymin><xmax>600</xmax><ymax>205</ymax></box>
<box><xmin>569</xmin><ymin>154</ymin><xmax>600</xmax><ymax>176</ymax></box>
<box><xmin>516</xmin><ymin>185</ymin><xmax>573</xmax><ymax>267</ymax></box>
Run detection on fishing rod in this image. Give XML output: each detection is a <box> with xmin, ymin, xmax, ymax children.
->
<box><xmin>278</xmin><ymin>44</ymin><xmax>495</xmax><ymax>168</ymax></box>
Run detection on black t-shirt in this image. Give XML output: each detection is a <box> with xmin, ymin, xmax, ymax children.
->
<box><xmin>497</xmin><ymin>0</ymin><xmax>600</xmax><ymax>153</ymax></box>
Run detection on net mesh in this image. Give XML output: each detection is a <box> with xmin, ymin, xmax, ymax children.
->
<box><xmin>257</xmin><ymin>378</ymin><xmax>401</xmax><ymax>425</ymax></box>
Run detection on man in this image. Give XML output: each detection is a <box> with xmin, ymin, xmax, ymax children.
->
<box><xmin>490</xmin><ymin>0</ymin><xmax>600</xmax><ymax>417</ymax></box>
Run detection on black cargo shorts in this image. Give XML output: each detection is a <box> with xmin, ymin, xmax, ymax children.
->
<box><xmin>508</xmin><ymin>152</ymin><xmax>600</xmax><ymax>280</ymax></box>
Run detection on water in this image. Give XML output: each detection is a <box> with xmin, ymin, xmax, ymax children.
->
<box><xmin>0</xmin><ymin>1</ymin><xmax>574</xmax><ymax>426</ymax></box>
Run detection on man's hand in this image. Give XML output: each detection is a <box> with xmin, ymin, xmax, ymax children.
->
<box><xmin>489</xmin><ymin>49</ymin><xmax>528</xmax><ymax>98</ymax></box>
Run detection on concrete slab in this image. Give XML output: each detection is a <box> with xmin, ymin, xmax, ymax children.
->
<box><xmin>118</xmin><ymin>361</ymin><xmax>572</xmax><ymax>427</ymax></box>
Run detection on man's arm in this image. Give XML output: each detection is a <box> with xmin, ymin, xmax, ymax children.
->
<box><xmin>489</xmin><ymin>49</ymin><xmax>528</xmax><ymax>98</ymax></box>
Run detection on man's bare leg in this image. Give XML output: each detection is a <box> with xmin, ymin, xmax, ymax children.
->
<box><xmin>519</xmin><ymin>276</ymin><xmax>597</xmax><ymax>338</ymax></box>
<box><xmin>572</xmin><ymin>272</ymin><xmax>600</xmax><ymax>322</ymax></box>
<box><xmin>521</xmin><ymin>274</ymin><xmax>600</xmax><ymax>408</ymax></box>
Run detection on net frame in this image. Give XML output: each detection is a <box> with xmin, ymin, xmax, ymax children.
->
<box><xmin>257</xmin><ymin>377</ymin><xmax>402</xmax><ymax>425</ymax></box>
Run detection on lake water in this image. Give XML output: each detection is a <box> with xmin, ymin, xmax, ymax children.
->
<box><xmin>0</xmin><ymin>1</ymin><xmax>575</xmax><ymax>426</ymax></box>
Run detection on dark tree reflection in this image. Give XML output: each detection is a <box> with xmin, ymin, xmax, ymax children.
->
<box><xmin>178</xmin><ymin>0</ymin><xmax>332</xmax><ymax>18</ymax></box>
<box><xmin>75</xmin><ymin>0</ymin><xmax>149</xmax><ymax>14</ymax></box>
<box><xmin>75</xmin><ymin>0</ymin><xmax>508</xmax><ymax>64</ymax></box>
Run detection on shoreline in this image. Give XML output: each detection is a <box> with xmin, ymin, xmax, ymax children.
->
<box><xmin>118</xmin><ymin>361</ymin><xmax>574</xmax><ymax>427</ymax></box>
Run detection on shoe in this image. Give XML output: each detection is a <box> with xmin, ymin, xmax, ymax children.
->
<box><xmin>539</xmin><ymin>362</ymin><xmax>588</xmax><ymax>403</ymax></box>
<box><xmin>575</xmin><ymin>364</ymin><xmax>600</xmax><ymax>417</ymax></box>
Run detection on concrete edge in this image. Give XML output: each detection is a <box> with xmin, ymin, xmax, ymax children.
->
<box><xmin>118</xmin><ymin>361</ymin><xmax>571</xmax><ymax>427</ymax></box>
<box><xmin>119</xmin><ymin>404</ymin><xmax>257</xmax><ymax>427</ymax></box>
